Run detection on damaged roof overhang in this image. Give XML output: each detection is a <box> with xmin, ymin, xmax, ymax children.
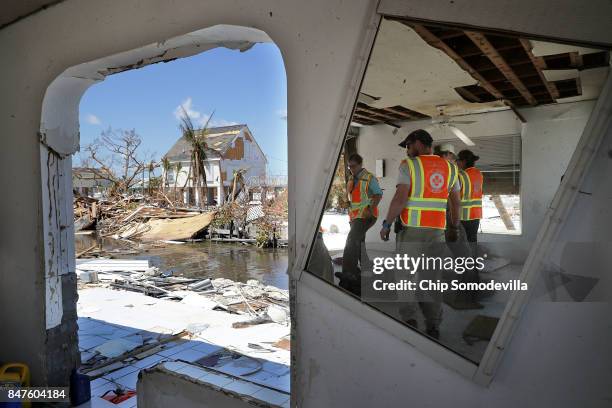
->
<box><xmin>61</xmin><ymin>25</ymin><xmax>271</xmax><ymax>82</ymax></box>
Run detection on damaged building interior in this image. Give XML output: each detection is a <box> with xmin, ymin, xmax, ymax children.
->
<box><xmin>1</xmin><ymin>1</ymin><xmax>611</xmax><ymax>407</ymax></box>
<box><xmin>308</xmin><ymin>17</ymin><xmax>610</xmax><ymax>364</ymax></box>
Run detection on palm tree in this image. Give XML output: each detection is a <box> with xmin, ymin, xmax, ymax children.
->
<box><xmin>173</xmin><ymin>161</ymin><xmax>182</xmax><ymax>202</ymax></box>
<box><xmin>179</xmin><ymin>107</ymin><xmax>213</xmax><ymax>208</ymax></box>
<box><xmin>147</xmin><ymin>161</ymin><xmax>156</xmax><ymax>196</ymax></box>
<box><xmin>161</xmin><ymin>156</ymin><xmax>170</xmax><ymax>193</ymax></box>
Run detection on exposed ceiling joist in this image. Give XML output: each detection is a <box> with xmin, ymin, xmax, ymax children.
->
<box><xmin>355</xmin><ymin>104</ymin><xmax>401</xmax><ymax>121</ymax></box>
<box><xmin>411</xmin><ymin>24</ymin><xmax>504</xmax><ymax>100</ymax></box>
<box><xmin>465</xmin><ymin>31</ymin><xmax>537</xmax><ymax>105</ymax></box>
<box><xmin>352</xmin><ymin>102</ymin><xmax>429</xmax><ymax>126</ymax></box>
<box><xmin>519</xmin><ymin>39</ymin><xmax>560</xmax><ymax>99</ymax></box>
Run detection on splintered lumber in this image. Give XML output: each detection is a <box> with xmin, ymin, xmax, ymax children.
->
<box><xmin>138</xmin><ymin>212</ymin><xmax>215</xmax><ymax>242</ymax></box>
<box><xmin>491</xmin><ymin>195</ymin><xmax>516</xmax><ymax>230</ymax></box>
<box><xmin>76</xmin><ymin>244</ymin><xmax>97</xmax><ymax>258</ymax></box>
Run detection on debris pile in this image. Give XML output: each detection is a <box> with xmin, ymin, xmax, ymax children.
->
<box><xmin>74</xmin><ymin>195</ymin><xmax>215</xmax><ymax>241</ymax></box>
<box><xmin>77</xmin><ymin>265</ymin><xmax>291</xmax><ymax>402</ymax></box>
<box><xmin>77</xmin><ymin>259</ymin><xmax>289</xmax><ymax>323</ymax></box>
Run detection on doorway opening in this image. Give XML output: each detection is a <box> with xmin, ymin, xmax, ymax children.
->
<box><xmin>42</xmin><ymin>24</ymin><xmax>290</xmax><ymax>406</ymax></box>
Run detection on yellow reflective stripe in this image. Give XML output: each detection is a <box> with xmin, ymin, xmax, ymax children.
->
<box><xmin>406</xmin><ymin>158</ymin><xmax>419</xmax><ymax>197</ymax></box>
<box><xmin>461</xmin><ymin>199</ymin><xmax>482</xmax><ymax>206</ymax></box>
<box><xmin>448</xmin><ymin>162</ymin><xmax>459</xmax><ymax>194</ymax></box>
<box><xmin>460</xmin><ymin>171</ymin><xmax>472</xmax><ymax>201</ymax></box>
<box><xmin>418</xmin><ymin>158</ymin><xmax>425</xmax><ymax>198</ymax></box>
<box><xmin>409</xmin><ymin>197</ymin><xmax>447</xmax><ymax>203</ymax></box>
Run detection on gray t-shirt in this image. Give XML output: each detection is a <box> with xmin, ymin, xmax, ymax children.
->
<box><xmin>396</xmin><ymin>156</ymin><xmax>460</xmax><ymax>192</ymax></box>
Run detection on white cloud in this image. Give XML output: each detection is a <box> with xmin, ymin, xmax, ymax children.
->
<box><xmin>174</xmin><ymin>97</ymin><xmax>201</xmax><ymax>121</ymax></box>
<box><xmin>277</xmin><ymin>109</ymin><xmax>287</xmax><ymax>120</ymax></box>
<box><xmin>85</xmin><ymin>114</ymin><xmax>101</xmax><ymax>125</ymax></box>
<box><xmin>202</xmin><ymin>115</ymin><xmax>238</xmax><ymax>128</ymax></box>
<box><xmin>174</xmin><ymin>98</ymin><xmax>237</xmax><ymax>128</ymax></box>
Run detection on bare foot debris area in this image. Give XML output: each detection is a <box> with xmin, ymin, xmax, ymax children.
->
<box><xmin>73</xmin><ymin>194</ymin><xmax>291</xmax><ymax>407</ymax></box>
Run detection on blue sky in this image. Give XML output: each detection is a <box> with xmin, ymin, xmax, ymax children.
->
<box><xmin>78</xmin><ymin>43</ymin><xmax>287</xmax><ymax>175</ymax></box>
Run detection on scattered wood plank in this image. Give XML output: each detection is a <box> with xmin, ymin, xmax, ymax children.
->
<box><xmin>491</xmin><ymin>195</ymin><xmax>516</xmax><ymax>230</ymax></box>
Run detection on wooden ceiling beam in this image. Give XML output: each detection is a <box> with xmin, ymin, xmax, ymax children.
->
<box><xmin>383</xmin><ymin>107</ymin><xmax>421</xmax><ymax>120</ymax></box>
<box><xmin>455</xmin><ymin>86</ymin><xmax>483</xmax><ymax>103</ymax></box>
<box><xmin>465</xmin><ymin>31</ymin><xmax>537</xmax><ymax>105</ymax></box>
<box><xmin>355</xmin><ymin>105</ymin><xmax>401</xmax><ymax>121</ymax></box>
<box><xmin>351</xmin><ymin>115</ymin><xmax>379</xmax><ymax>126</ymax></box>
<box><xmin>352</xmin><ymin>112</ymin><xmax>380</xmax><ymax>122</ymax></box>
<box><xmin>412</xmin><ymin>24</ymin><xmax>504</xmax><ymax>100</ymax></box>
<box><xmin>519</xmin><ymin>39</ymin><xmax>560</xmax><ymax>100</ymax></box>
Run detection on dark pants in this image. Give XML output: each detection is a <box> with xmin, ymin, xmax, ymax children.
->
<box><xmin>461</xmin><ymin>219</ymin><xmax>480</xmax><ymax>243</ymax></box>
<box><xmin>341</xmin><ymin>217</ymin><xmax>376</xmax><ymax>284</ymax></box>
<box><xmin>446</xmin><ymin>219</ymin><xmax>480</xmax><ymax>306</ymax></box>
<box><xmin>461</xmin><ymin>219</ymin><xmax>480</xmax><ymax>261</ymax></box>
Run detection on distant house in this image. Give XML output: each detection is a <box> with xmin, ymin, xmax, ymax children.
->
<box><xmin>164</xmin><ymin>124</ymin><xmax>267</xmax><ymax>205</ymax></box>
<box><xmin>72</xmin><ymin>167</ymin><xmax>111</xmax><ymax>197</ymax></box>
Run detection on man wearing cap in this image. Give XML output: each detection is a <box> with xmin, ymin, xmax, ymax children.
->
<box><xmin>435</xmin><ymin>142</ymin><xmax>457</xmax><ymax>163</ymax></box>
<box><xmin>380</xmin><ymin>129</ymin><xmax>461</xmax><ymax>339</ymax></box>
<box><xmin>437</xmin><ymin>144</ymin><xmax>483</xmax><ymax>309</ymax></box>
<box><xmin>338</xmin><ymin>153</ymin><xmax>382</xmax><ymax>296</ymax></box>
<box><xmin>456</xmin><ymin>150</ymin><xmax>483</xmax><ymax>248</ymax></box>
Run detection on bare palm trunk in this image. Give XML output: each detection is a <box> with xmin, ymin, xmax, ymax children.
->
<box><xmin>183</xmin><ymin>165</ymin><xmax>192</xmax><ymax>205</ymax></box>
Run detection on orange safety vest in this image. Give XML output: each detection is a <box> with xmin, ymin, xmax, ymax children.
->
<box><xmin>348</xmin><ymin>170</ymin><xmax>379</xmax><ymax>221</ymax></box>
<box><xmin>459</xmin><ymin>167</ymin><xmax>483</xmax><ymax>220</ymax></box>
<box><xmin>400</xmin><ymin>155</ymin><xmax>458</xmax><ymax>229</ymax></box>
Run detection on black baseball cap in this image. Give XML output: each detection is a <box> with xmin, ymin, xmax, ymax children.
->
<box><xmin>399</xmin><ymin>129</ymin><xmax>433</xmax><ymax>148</ymax></box>
<box><xmin>457</xmin><ymin>149</ymin><xmax>480</xmax><ymax>162</ymax></box>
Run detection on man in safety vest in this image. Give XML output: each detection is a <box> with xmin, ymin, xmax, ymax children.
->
<box><xmin>339</xmin><ymin>153</ymin><xmax>382</xmax><ymax>296</ymax></box>
<box><xmin>456</xmin><ymin>150</ymin><xmax>483</xmax><ymax>247</ymax></box>
<box><xmin>380</xmin><ymin>129</ymin><xmax>461</xmax><ymax>340</ymax></box>
<box><xmin>437</xmin><ymin>144</ymin><xmax>483</xmax><ymax>310</ymax></box>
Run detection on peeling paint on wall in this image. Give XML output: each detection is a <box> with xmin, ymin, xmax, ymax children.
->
<box><xmin>40</xmin><ymin>144</ymin><xmax>75</xmax><ymax>330</ymax></box>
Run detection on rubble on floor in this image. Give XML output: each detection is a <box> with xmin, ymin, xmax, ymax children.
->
<box><xmin>77</xmin><ymin>281</ymin><xmax>290</xmax><ymax>408</ymax></box>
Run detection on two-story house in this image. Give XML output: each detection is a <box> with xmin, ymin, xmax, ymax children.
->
<box><xmin>164</xmin><ymin>124</ymin><xmax>267</xmax><ymax>206</ymax></box>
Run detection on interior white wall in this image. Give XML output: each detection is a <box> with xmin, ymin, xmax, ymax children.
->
<box><xmin>296</xmin><ymin>282</ymin><xmax>612</xmax><ymax>408</ymax></box>
<box><xmin>485</xmin><ymin>101</ymin><xmax>596</xmax><ymax>260</ymax></box>
<box><xmin>358</xmin><ymin>101</ymin><xmax>596</xmax><ymax>262</ymax></box>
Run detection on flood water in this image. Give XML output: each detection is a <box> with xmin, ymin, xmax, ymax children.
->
<box><xmin>75</xmin><ymin>234</ymin><xmax>289</xmax><ymax>289</ymax></box>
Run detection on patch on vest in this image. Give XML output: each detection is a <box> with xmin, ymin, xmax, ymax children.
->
<box><xmin>473</xmin><ymin>181</ymin><xmax>482</xmax><ymax>193</ymax></box>
<box><xmin>429</xmin><ymin>171</ymin><xmax>445</xmax><ymax>192</ymax></box>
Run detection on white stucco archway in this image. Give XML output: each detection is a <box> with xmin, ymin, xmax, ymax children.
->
<box><xmin>39</xmin><ymin>23</ymin><xmax>277</xmax><ymax>329</ymax></box>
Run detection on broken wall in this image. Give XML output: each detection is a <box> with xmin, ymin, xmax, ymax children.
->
<box><xmin>138</xmin><ymin>368</ymin><xmax>258</xmax><ymax>408</ymax></box>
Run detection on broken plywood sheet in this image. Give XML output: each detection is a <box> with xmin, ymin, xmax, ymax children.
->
<box><xmin>139</xmin><ymin>212</ymin><xmax>214</xmax><ymax>242</ymax></box>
